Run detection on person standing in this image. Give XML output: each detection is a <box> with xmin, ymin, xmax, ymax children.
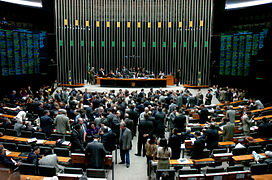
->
<box><xmin>54</xmin><ymin>109</ymin><xmax>70</xmax><ymax>135</ymax></box>
<box><xmin>119</xmin><ymin>122</ymin><xmax>132</xmax><ymax>168</ymax></box>
<box><xmin>145</xmin><ymin>135</ymin><xmax>157</xmax><ymax>177</ymax></box>
<box><xmin>191</xmin><ymin>131</ymin><xmax>205</xmax><ymax>159</ymax></box>
<box><xmin>168</xmin><ymin>128</ymin><xmax>182</xmax><ymax>159</ymax></box>
<box><xmin>222</xmin><ymin>118</ymin><xmax>235</xmax><ymax>141</ymax></box>
<box><xmin>176</xmin><ymin>69</ymin><xmax>182</xmax><ymax>86</ymax></box>
<box><xmin>156</xmin><ymin>138</ymin><xmax>172</xmax><ymax>169</ymax></box>
<box><xmin>40</xmin><ymin>110</ymin><xmax>54</xmax><ymax>138</ymax></box>
<box><xmin>205</xmin><ymin>90</ymin><xmax>212</xmax><ymax>105</ymax></box>
<box><xmin>204</xmin><ymin>123</ymin><xmax>219</xmax><ymax>151</ymax></box>
<box><xmin>71</xmin><ymin>124</ymin><xmax>85</xmax><ymax>153</ymax></box>
<box><xmin>85</xmin><ymin>135</ymin><xmax>107</xmax><ymax>169</ymax></box>
<box><xmin>89</xmin><ymin>67</ymin><xmax>95</xmax><ymax>85</ymax></box>
<box><xmin>226</xmin><ymin>106</ymin><xmax>236</xmax><ymax>124</ymax></box>
<box><xmin>242</xmin><ymin>111</ymin><xmax>253</xmax><ymax>136</ymax></box>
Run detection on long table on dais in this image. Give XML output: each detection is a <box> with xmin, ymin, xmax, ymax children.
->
<box><xmin>98</xmin><ymin>77</ymin><xmax>167</xmax><ymax>87</ymax></box>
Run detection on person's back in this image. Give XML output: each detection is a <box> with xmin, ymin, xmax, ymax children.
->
<box><xmin>204</xmin><ymin>125</ymin><xmax>219</xmax><ymax>150</ymax></box>
<box><xmin>54</xmin><ymin>111</ymin><xmax>70</xmax><ymax>134</ymax></box>
<box><xmin>226</xmin><ymin>108</ymin><xmax>236</xmax><ymax>124</ymax></box>
<box><xmin>191</xmin><ymin>135</ymin><xmax>205</xmax><ymax>159</ymax></box>
<box><xmin>258</xmin><ymin>118</ymin><xmax>272</xmax><ymax>138</ymax></box>
<box><xmin>85</xmin><ymin>137</ymin><xmax>107</xmax><ymax>169</ymax></box>
<box><xmin>222</xmin><ymin>122</ymin><xmax>235</xmax><ymax>141</ymax></box>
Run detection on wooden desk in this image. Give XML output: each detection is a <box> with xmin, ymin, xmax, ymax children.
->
<box><xmin>251</xmin><ymin>106</ymin><xmax>272</xmax><ymax>113</ymax></box>
<box><xmin>193</xmin><ymin>158</ymin><xmax>215</xmax><ymax>165</ymax></box>
<box><xmin>213</xmin><ymin>153</ymin><xmax>233</xmax><ymax>162</ymax></box>
<box><xmin>44</xmin><ymin>140</ymin><xmax>57</xmax><ymax>145</ymax></box>
<box><xmin>20</xmin><ymin>175</ymin><xmax>44</xmax><ymax>180</ymax></box>
<box><xmin>97</xmin><ymin>77</ymin><xmax>167</xmax><ymax>87</ymax></box>
<box><xmin>7</xmin><ymin>151</ymin><xmax>70</xmax><ymax>163</ymax></box>
<box><xmin>0</xmin><ymin>114</ymin><xmax>16</xmax><ymax>119</ymax></box>
<box><xmin>232</xmin><ymin>153</ymin><xmax>266</xmax><ymax>163</ymax></box>
<box><xmin>252</xmin><ymin>174</ymin><xmax>272</xmax><ymax>180</ymax></box>
<box><xmin>218</xmin><ymin>141</ymin><xmax>236</xmax><ymax>147</ymax></box>
<box><xmin>0</xmin><ymin>135</ymin><xmax>16</xmax><ymax>141</ymax></box>
<box><xmin>254</xmin><ymin>115</ymin><xmax>272</xmax><ymax>121</ymax></box>
<box><xmin>152</xmin><ymin>159</ymin><xmax>193</xmax><ymax>166</ymax></box>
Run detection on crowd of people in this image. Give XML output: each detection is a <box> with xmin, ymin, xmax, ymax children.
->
<box><xmin>0</xmin><ymin>84</ymin><xmax>270</xmax><ymax>178</ymax></box>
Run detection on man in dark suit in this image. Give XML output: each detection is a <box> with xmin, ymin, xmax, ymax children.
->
<box><xmin>191</xmin><ymin>131</ymin><xmax>205</xmax><ymax>159</ymax></box>
<box><xmin>174</xmin><ymin>110</ymin><xmax>186</xmax><ymax>132</ymax></box>
<box><xmin>0</xmin><ymin>146</ymin><xmax>21</xmax><ymax>169</ymax></box>
<box><xmin>27</xmin><ymin>146</ymin><xmax>42</xmax><ymax>167</ymax></box>
<box><xmin>154</xmin><ymin>108</ymin><xmax>166</xmax><ymax>138</ymax></box>
<box><xmin>203</xmin><ymin>123</ymin><xmax>219</xmax><ymax>150</ymax></box>
<box><xmin>135</xmin><ymin>114</ymin><xmax>153</xmax><ymax>157</ymax></box>
<box><xmin>127</xmin><ymin>105</ymin><xmax>139</xmax><ymax>137</ymax></box>
<box><xmin>102</xmin><ymin>127</ymin><xmax>116</xmax><ymax>153</ymax></box>
<box><xmin>98</xmin><ymin>67</ymin><xmax>105</xmax><ymax>77</ymax></box>
<box><xmin>119</xmin><ymin>122</ymin><xmax>132</xmax><ymax>168</ymax></box>
<box><xmin>71</xmin><ymin>124</ymin><xmax>85</xmax><ymax>153</ymax></box>
<box><xmin>198</xmin><ymin>104</ymin><xmax>209</xmax><ymax>124</ymax></box>
<box><xmin>205</xmin><ymin>90</ymin><xmax>212</xmax><ymax>105</ymax></box>
<box><xmin>85</xmin><ymin>135</ymin><xmax>107</xmax><ymax>169</ymax></box>
<box><xmin>168</xmin><ymin>128</ymin><xmax>182</xmax><ymax>159</ymax></box>
<box><xmin>40</xmin><ymin>110</ymin><xmax>54</xmax><ymax>138</ymax></box>
<box><xmin>258</xmin><ymin>117</ymin><xmax>272</xmax><ymax>138</ymax></box>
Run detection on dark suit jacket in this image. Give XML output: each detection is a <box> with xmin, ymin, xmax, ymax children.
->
<box><xmin>102</xmin><ymin>131</ymin><xmax>116</xmax><ymax>152</ymax></box>
<box><xmin>85</xmin><ymin>141</ymin><xmax>107</xmax><ymax>169</ymax></box>
<box><xmin>191</xmin><ymin>137</ymin><xmax>205</xmax><ymax>159</ymax></box>
<box><xmin>258</xmin><ymin>122</ymin><xmax>272</xmax><ymax>138</ymax></box>
<box><xmin>138</xmin><ymin>119</ymin><xmax>153</xmax><ymax>136</ymax></box>
<box><xmin>204</xmin><ymin>129</ymin><xmax>219</xmax><ymax>149</ymax></box>
<box><xmin>199</xmin><ymin>108</ymin><xmax>209</xmax><ymax>124</ymax></box>
<box><xmin>27</xmin><ymin>152</ymin><xmax>42</xmax><ymax>166</ymax></box>
<box><xmin>168</xmin><ymin>134</ymin><xmax>182</xmax><ymax>159</ymax></box>
<box><xmin>71</xmin><ymin>129</ymin><xmax>84</xmax><ymax>152</ymax></box>
<box><xmin>98</xmin><ymin>70</ymin><xmax>105</xmax><ymax>77</ymax></box>
<box><xmin>174</xmin><ymin>114</ymin><xmax>186</xmax><ymax>132</ymax></box>
<box><xmin>0</xmin><ymin>155</ymin><xmax>16</xmax><ymax>169</ymax></box>
<box><xmin>40</xmin><ymin>115</ymin><xmax>54</xmax><ymax>136</ymax></box>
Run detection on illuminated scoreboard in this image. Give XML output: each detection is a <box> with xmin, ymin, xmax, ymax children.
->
<box><xmin>219</xmin><ymin>29</ymin><xmax>268</xmax><ymax>77</ymax></box>
<box><xmin>0</xmin><ymin>28</ymin><xmax>46</xmax><ymax>76</ymax></box>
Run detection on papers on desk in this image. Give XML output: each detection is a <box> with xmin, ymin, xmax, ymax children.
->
<box><xmin>180</xmin><ymin>144</ymin><xmax>185</xmax><ymax>149</ymax></box>
<box><xmin>178</xmin><ymin>158</ymin><xmax>190</xmax><ymax>164</ymax></box>
<box><xmin>250</xmin><ymin>126</ymin><xmax>258</xmax><ymax>131</ymax></box>
<box><xmin>6</xmin><ymin>150</ymin><xmax>11</xmax><ymax>155</ymax></box>
<box><xmin>27</xmin><ymin>137</ymin><xmax>37</xmax><ymax>143</ymax></box>
<box><xmin>62</xmin><ymin>141</ymin><xmax>71</xmax><ymax>146</ymax></box>
<box><xmin>190</xmin><ymin>138</ymin><xmax>196</xmax><ymax>145</ymax></box>
<box><xmin>36</xmin><ymin>139</ymin><xmax>46</xmax><ymax>144</ymax></box>
<box><xmin>218</xmin><ymin>114</ymin><xmax>224</xmax><ymax>117</ymax></box>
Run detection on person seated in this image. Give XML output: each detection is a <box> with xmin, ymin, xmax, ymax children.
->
<box><xmin>0</xmin><ymin>118</ymin><xmax>12</xmax><ymax>129</ymax></box>
<box><xmin>115</xmin><ymin>72</ymin><xmax>122</xmax><ymax>78</ymax></box>
<box><xmin>258</xmin><ymin>117</ymin><xmax>272</xmax><ymax>138</ymax></box>
<box><xmin>27</xmin><ymin>146</ymin><xmax>42</xmax><ymax>166</ymax></box>
<box><xmin>87</xmin><ymin>123</ymin><xmax>100</xmax><ymax>137</ymax></box>
<box><xmin>158</xmin><ymin>71</ymin><xmax>166</xmax><ymax>79</ymax></box>
<box><xmin>107</xmin><ymin>70</ymin><xmax>115</xmax><ymax>78</ymax></box>
<box><xmin>39</xmin><ymin>149</ymin><xmax>64</xmax><ymax>173</ymax></box>
<box><xmin>0</xmin><ymin>146</ymin><xmax>21</xmax><ymax>169</ymax></box>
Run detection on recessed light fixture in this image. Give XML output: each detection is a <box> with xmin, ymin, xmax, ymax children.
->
<box><xmin>0</xmin><ymin>0</ymin><xmax>42</xmax><ymax>8</ymax></box>
<box><xmin>226</xmin><ymin>0</ymin><xmax>272</xmax><ymax>9</ymax></box>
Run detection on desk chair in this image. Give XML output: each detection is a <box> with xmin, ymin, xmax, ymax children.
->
<box><xmin>206</xmin><ymin>167</ymin><xmax>225</xmax><ymax>174</ymax></box>
<box><xmin>33</xmin><ymin>132</ymin><xmax>46</xmax><ymax>139</ymax></box>
<box><xmin>64</xmin><ymin>167</ymin><xmax>83</xmax><ymax>174</ymax></box>
<box><xmin>156</xmin><ymin>169</ymin><xmax>176</xmax><ymax>180</ymax></box>
<box><xmin>227</xmin><ymin>165</ymin><xmax>244</xmax><ymax>172</ymax></box>
<box><xmin>232</xmin><ymin>147</ymin><xmax>247</xmax><ymax>156</ymax></box>
<box><xmin>212</xmin><ymin>148</ymin><xmax>227</xmax><ymax>154</ymax></box>
<box><xmin>38</xmin><ymin>165</ymin><xmax>56</xmax><ymax>176</ymax></box>
<box><xmin>250</xmin><ymin>163</ymin><xmax>268</xmax><ymax>175</ymax></box>
<box><xmin>248</xmin><ymin>145</ymin><xmax>263</xmax><ymax>154</ymax></box>
<box><xmin>203</xmin><ymin>149</ymin><xmax>211</xmax><ymax>158</ymax></box>
<box><xmin>2</xmin><ymin>142</ymin><xmax>17</xmax><ymax>151</ymax></box>
<box><xmin>39</xmin><ymin>146</ymin><xmax>52</xmax><ymax>155</ymax></box>
<box><xmin>54</xmin><ymin>147</ymin><xmax>70</xmax><ymax>157</ymax></box>
<box><xmin>5</xmin><ymin>129</ymin><xmax>16</xmax><ymax>136</ymax></box>
<box><xmin>191</xmin><ymin>126</ymin><xmax>203</xmax><ymax>132</ymax></box>
<box><xmin>17</xmin><ymin>144</ymin><xmax>32</xmax><ymax>152</ymax></box>
<box><xmin>178</xmin><ymin>168</ymin><xmax>198</xmax><ymax>175</ymax></box>
<box><xmin>64</xmin><ymin>135</ymin><xmax>71</xmax><ymax>141</ymax></box>
<box><xmin>19</xmin><ymin>163</ymin><xmax>36</xmax><ymax>175</ymax></box>
<box><xmin>51</xmin><ymin>134</ymin><xmax>64</xmax><ymax>141</ymax></box>
<box><xmin>0</xmin><ymin>128</ymin><xmax>5</xmax><ymax>133</ymax></box>
<box><xmin>266</xmin><ymin>144</ymin><xmax>272</xmax><ymax>151</ymax></box>
<box><xmin>20</xmin><ymin>130</ymin><xmax>32</xmax><ymax>138</ymax></box>
<box><xmin>86</xmin><ymin>168</ymin><xmax>107</xmax><ymax>178</ymax></box>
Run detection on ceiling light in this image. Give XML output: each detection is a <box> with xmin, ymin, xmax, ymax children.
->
<box><xmin>226</xmin><ymin>0</ymin><xmax>272</xmax><ymax>9</ymax></box>
<box><xmin>0</xmin><ymin>0</ymin><xmax>42</xmax><ymax>8</ymax></box>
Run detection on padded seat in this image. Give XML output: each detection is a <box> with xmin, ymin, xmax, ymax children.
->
<box><xmin>38</xmin><ymin>165</ymin><xmax>56</xmax><ymax>176</ymax></box>
<box><xmin>2</xmin><ymin>142</ymin><xmax>17</xmax><ymax>151</ymax></box>
<box><xmin>251</xmin><ymin>163</ymin><xmax>268</xmax><ymax>175</ymax></box>
<box><xmin>232</xmin><ymin>147</ymin><xmax>247</xmax><ymax>156</ymax></box>
<box><xmin>64</xmin><ymin>167</ymin><xmax>83</xmax><ymax>174</ymax></box>
<box><xmin>54</xmin><ymin>147</ymin><xmax>70</xmax><ymax>157</ymax></box>
<box><xmin>206</xmin><ymin>167</ymin><xmax>225</xmax><ymax>174</ymax></box>
<box><xmin>19</xmin><ymin>163</ymin><xmax>36</xmax><ymax>175</ymax></box>
<box><xmin>227</xmin><ymin>165</ymin><xmax>244</xmax><ymax>172</ymax></box>
<box><xmin>86</xmin><ymin>168</ymin><xmax>107</xmax><ymax>178</ymax></box>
